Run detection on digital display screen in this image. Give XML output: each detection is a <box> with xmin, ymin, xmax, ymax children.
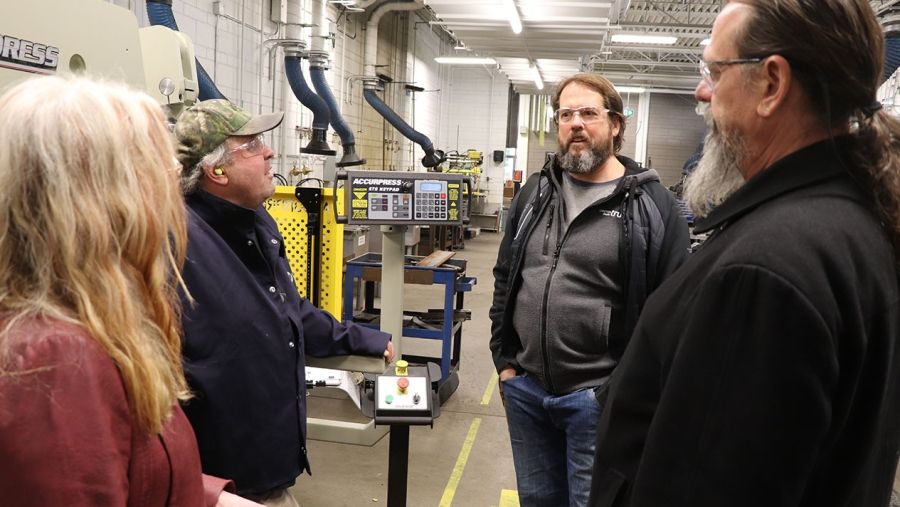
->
<box><xmin>420</xmin><ymin>182</ymin><xmax>442</xmax><ymax>192</ymax></box>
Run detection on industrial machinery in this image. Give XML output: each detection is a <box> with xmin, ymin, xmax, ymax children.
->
<box><xmin>334</xmin><ymin>169</ymin><xmax>472</xmax><ymax>352</ymax></box>
<box><xmin>335</xmin><ymin>170</ymin><xmax>470</xmax><ymax>226</ymax></box>
<box><xmin>335</xmin><ymin>170</ymin><xmax>477</xmax><ymax>399</ymax></box>
<box><xmin>341</xmin><ymin>252</ymin><xmax>475</xmax><ymax>402</ymax></box>
<box><xmin>1</xmin><ymin>0</ymin><xmax>198</xmax><ymax>117</ymax></box>
<box><xmin>333</xmin><ymin>170</ymin><xmax>475</xmax><ymax>506</ymax></box>
<box><xmin>442</xmin><ymin>150</ymin><xmax>484</xmax><ymax>198</ymax></box>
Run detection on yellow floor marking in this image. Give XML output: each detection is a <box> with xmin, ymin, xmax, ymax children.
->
<box><xmin>499</xmin><ymin>489</ymin><xmax>520</xmax><ymax>507</ymax></box>
<box><xmin>439</xmin><ymin>418</ymin><xmax>482</xmax><ymax>507</ymax></box>
<box><xmin>481</xmin><ymin>370</ymin><xmax>499</xmax><ymax>405</ymax></box>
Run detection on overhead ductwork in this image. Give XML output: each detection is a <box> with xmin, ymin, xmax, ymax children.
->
<box><xmin>146</xmin><ymin>0</ymin><xmax>226</xmax><ymax>101</ymax></box>
<box><xmin>283</xmin><ymin>23</ymin><xmax>335</xmax><ymax>156</ymax></box>
<box><xmin>364</xmin><ymin>89</ymin><xmax>442</xmax><ymax>168</ymax></box>
<box><xmin>309</xmin><ymin>0</ymin><xmax>364</xmax><ymax>166</ymax></box>
<box><xmin>363</xmin><ymin>0</ymin><xmax>444</xmax><ymax>168</ymax></box>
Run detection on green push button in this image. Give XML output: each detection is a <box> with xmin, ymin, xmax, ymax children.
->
<box><xmin>385</xmin><ymin>395</ymin><xmax>394</xmax><ymax>404</ymax></box>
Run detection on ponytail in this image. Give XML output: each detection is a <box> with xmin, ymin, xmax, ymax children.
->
<box><xmin>850</xmin><ymin>109</ymin><xmax>900</xmax><ymax>263</ymax></box>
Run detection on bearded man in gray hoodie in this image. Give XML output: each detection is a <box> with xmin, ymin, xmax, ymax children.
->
<box><xmin>489</xmin><ymin>73</ymin><xmax>689</xmax><ymax>507</ymax></box>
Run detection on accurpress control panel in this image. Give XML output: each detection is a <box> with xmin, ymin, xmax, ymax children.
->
<box><xmin>335</xmin><ymin>170</ymin><xmax>470</xmax><ymax>226</ymax></box>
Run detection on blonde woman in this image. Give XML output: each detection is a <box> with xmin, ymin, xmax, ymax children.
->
<box><xmin>0</xmin><ymin>76</ymin><xmax>259</xmax><ymax>506</ymax></box>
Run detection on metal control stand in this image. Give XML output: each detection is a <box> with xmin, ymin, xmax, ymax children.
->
<box><xmin>334</xmin><ymin>171</ymin><xmax>468</xmax><ymax>504</ymax></box>
<box><xmin>361</xmin><ymin>361</ymin><xmax>441</xmax><ymax>507</ymax></box>
<box><xmin>380</xmin><ymin>224</ymin><xmax>406</xmax><ymax>357</ymax></box>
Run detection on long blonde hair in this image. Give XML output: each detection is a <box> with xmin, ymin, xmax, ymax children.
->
<box><xmin>0</xmin><ymin>76</ymin><xmax>189</xmax><ymax>434</ymax></box>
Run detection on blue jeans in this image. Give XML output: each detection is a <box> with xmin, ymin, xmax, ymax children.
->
<box><xmin>502</xmin><ymin>373</ymin><xmax>601</xmax><ymax>507</ymax></box>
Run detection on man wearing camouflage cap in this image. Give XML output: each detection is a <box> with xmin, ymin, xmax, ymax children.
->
<box><xmin>174</xmin><ymin>99</ymin><xmax>394</xmax><ymax>506</ymax></box>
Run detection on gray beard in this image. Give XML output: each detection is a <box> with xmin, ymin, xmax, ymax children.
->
<box><xmin>557</xmin><ymin>143</ymin><xmax>613</xmax><ymax>174</ymax></box>
<box><xmin>684</xmin><ymin>105</ymin><xmax>747</xmax><ymax>219</ymax></box>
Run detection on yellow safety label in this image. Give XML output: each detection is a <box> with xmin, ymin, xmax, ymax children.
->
<box><xmin>352</xmin><ymin>209</ymin><xmax>368</xmax><ymax>220</ymax></box>
<box><xmin>449</xmin><ymin>189</ymin><xmax>459</xmax><ymax>201</ymax></box>
<box><xmin>449</xmin><ymin>209</ymin><xmax>459</xmax><ymax>221</ymax></box>
<box><xmin>352</xmin><ymin>199</ymin><xmax>368</xmax><ymax>209</ymax></box>
<box><xmin>354</xmin><ymin>191</ymin><xmax>367</xmax><ymax>199</ymax></box>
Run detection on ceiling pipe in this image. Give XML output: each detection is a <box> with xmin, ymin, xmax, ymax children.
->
<box><xmin>363</xmin><ymin>0</ymin><xmax>444</xmax><ymax>168</ymax></box>
<box><xmin>364</xmin><ymin>1</ymin><xmax>422</xmax><ymax>80</ymax></box>
<box><xmin>283</xmin><ymin>21</ymin><xmax>335</xmax><ymax>156</ymax></box>
<box><xmin>309</xmin><ymin>0</ymin><xmax>365</xmax><ymax>166</ymax></box>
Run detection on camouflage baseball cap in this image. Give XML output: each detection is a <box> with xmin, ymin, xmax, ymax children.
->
<box><xmin>174</xmin><ymin>99</ymin><xmax>284</xmax><ymax>169</ymax></box>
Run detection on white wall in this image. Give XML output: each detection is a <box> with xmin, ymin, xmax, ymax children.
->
<box><xmin>409</xmin><ymin>17</ymin><xmax>447</xmax><ymax>172</ymax></box>
<box><xmin>439</xmin><ymin>66</ymin><xmax>510</xmax><ymax>209</ymax></box>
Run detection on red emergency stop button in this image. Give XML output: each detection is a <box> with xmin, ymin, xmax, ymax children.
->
<box><xmin>397</xmin><ymin>377</ymin><xmax>409</xmax><ymax>393</ymax></box>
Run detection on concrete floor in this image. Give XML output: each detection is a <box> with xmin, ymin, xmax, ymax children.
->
<box><xmin>292</xmin><ymin>231</ymin><xmax>516</xmax><ymax>507</ymax></box>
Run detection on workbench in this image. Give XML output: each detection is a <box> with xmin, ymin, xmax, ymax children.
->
<box><xmin>342</xmin><ymin>252</ymin><xmax>476</xmax><ymax>401</ymax></box>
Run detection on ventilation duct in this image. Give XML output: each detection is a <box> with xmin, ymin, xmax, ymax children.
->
<box><xmin>284</xmin><ymin>46</ymin><xmax>335</xmax><ymax>156</ymax></box>
<box><xmin>309</xmin><ymin>0</ymin><xmax>364</xmax><ymax>166</ymax></box>
<box><xmin>363</xmin><ymin>0</ymin><xmax>443</xmax><ymax>168</ymax></box>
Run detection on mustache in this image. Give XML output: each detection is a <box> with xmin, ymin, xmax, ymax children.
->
<box><xmin>566</xmin><ymin>134</ymin><xmax>590</xmax><ymax>147</ymax></box>
<box><xmin>694</xmin><ymin>102</ymin><xmax>716</xmax><ymax>131</ymax></box>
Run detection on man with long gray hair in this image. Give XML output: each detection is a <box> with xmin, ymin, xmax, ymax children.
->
<box><xmin>590</xmin><ymin>1</ymin><xmax>900</xmax><ymax>506</ymax></box>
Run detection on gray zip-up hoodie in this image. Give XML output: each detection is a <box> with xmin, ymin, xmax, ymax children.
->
<box><xmin>489</xmin><ymin>155</ymin><xmax>689</xmax><ymax>395</ymax></box>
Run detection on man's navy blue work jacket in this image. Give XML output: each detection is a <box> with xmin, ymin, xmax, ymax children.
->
<box><xmin>180</xmin><ymin>191</ymin><xmax>390</xmax><ymax>496</ymax></box>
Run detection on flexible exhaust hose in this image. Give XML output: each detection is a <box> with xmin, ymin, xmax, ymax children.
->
<box><xmin>285</xmin><ymin>56</ymin><xmax>330</xmax><ymax>130</ymax></box>
<box><xmin>364</xmin><ymin>88</ymin><xmax>443</xmax><ymax>167</ymax></box>
<box><xmin>310</xmin><ymin>68</ymin><xmax>353</xmax><ymax>146</ymax></box>
<box><xmin>310</xmin><ymin>67</ymin><xmax>364</xmax><ymax>166</ymax></box>
<box><xmin>146</xmin><ymin>0</ymin><xmax>226</xmax><ymax>101</ymax></box>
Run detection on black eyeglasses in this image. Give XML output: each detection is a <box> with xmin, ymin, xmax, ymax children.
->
<box><xmin>698</xmin><ymin>58</ymin><xmax>764</xmax><ymax>90</ymax></box>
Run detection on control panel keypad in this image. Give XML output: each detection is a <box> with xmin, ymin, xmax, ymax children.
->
<box><xmin>414</xmin><ymin>184</ymin><xmax>448</xmax><ymax>220</ymax></box>
<box><xmin>347</xmin><ymin>172</ymin><xmax>462</xmax><ymax>225</ymax></box>
<box><xmin>369</xmin><ymin>192</ymin><xmax>411</xmax><ymax>219</ymax></box>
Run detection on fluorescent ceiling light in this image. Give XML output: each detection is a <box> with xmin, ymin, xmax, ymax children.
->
<box><xmin>700</xmin><ymin>38</ymin><xmax>711</xmax><ymax>46</ymax></box>
<box><xmin>532</xmin><ymin>62</ymin><xmax>544</xmax><ymax>90</ymax></box>
<box><xmin>616</xmin><ymin>86</ymin><xmax>645</xmax><ymax>94</ymax></box>
<box><xmin>503</xmin><ymin>0</ymin><xmax>522</xmax><ymax>35</ymax></box>
<box><xmin>435</xmin><ymin>56</ymin><xmax>497</xmax><ymax>65</ymax></box>
<box><xmin>611</xmin><ymin>34</ymin><xmax>678</xmax><ymax>45</ymax></box>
